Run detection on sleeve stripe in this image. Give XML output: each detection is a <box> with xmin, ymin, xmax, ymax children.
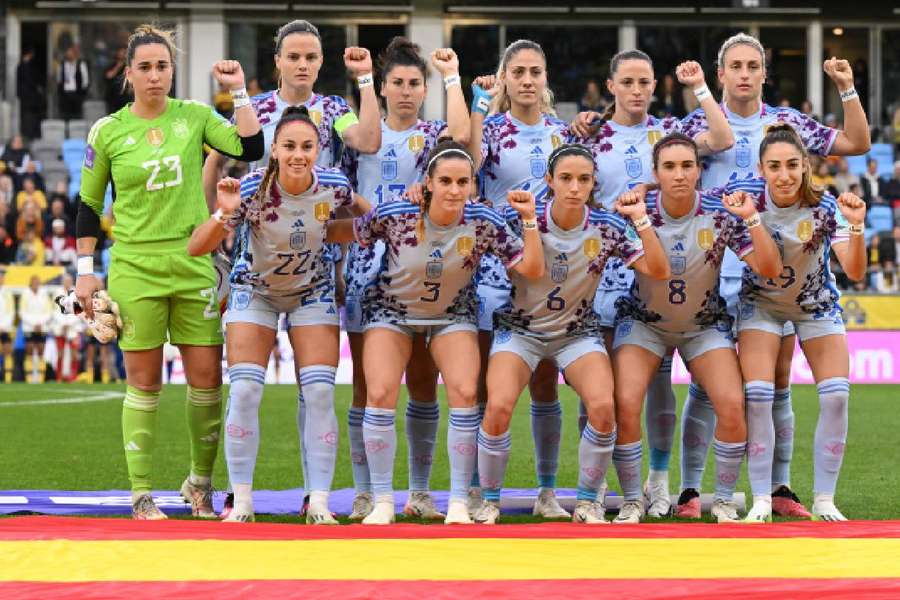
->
<box><xmin>86</xmin><ymin>116</ymin><xmax>114</xmax><ymax>145</ymax></box>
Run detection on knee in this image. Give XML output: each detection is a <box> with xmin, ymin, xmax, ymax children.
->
<box><xmin>187</xmin><ymin>363</ymin><xmax>222</xmax><ymax>389</ymax></box>
<box><xmin>715</xmin><ymin>394</ymin><xmax>746</xmax><ymax>430</ymax></box>
<box><xmin>483</xmin><ymin>399</ymin><xmax>514</xmax><ymax>433</ymax></box>
<box><xmin>366</xmin><ymin>380</ymin><xmax>398</xmax><ymax>409</ymax></box>
<box><xmin>585</xmin><ymin>399</ymin><xmax>615</xmax><ymax>433</ymax></box>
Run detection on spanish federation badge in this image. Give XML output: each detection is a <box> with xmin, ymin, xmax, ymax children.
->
<box><xmin>314</xmin><ymin>201</ymin><xmax>331</xmax><ymax>222</ymax></box>
<box><xmin>583</xmin><ymin>238</ymin><xmax>601</xmax><ymax>259</ymax></box>
<box><xmin>456</xmin><ymin>236</ymin><xmax>474</xmax><ymax>257</ymax></box>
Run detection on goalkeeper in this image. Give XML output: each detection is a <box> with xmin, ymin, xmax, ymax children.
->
<box><xmin>74</xmin><ymin>24</ymin><xmax>263</xmax><ymax>520</ymax></box>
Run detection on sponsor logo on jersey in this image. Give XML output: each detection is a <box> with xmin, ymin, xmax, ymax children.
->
<box><xmin>124</xmin><ymin>136</ymin><xmax>136</xmax><ymax>147</ymax></box>
<box><xmin>670</xmin><ymin>255</ymin><xmax>686</xmax><ymax>275</ymax></box>
<box><xmin>672</xmin><ymin>241</ymin><xmax>685</xmax><ymax>252</ymax></box>
<box><xmin>308</xmin><ymin>110</ymin><xmax>323</xmax><ymax>126</ymax></box>
<box><xmin>146</xmin><ymin>128</ymin><xmax>164</xmax><ymax>146</ymax></box>
<box><xmin>408</xmin><ymin>134</ymin><xmax>425</xmax><ymax>153</ymax></box>
<box><xmin>530</xmin><ymin>146</ymin><xmax>546</xmax><ymax>178</ymax></box>
<box><xmin>551</xmin><ymin>261</ymin><xmax>568</xmax><ymax>283</ymax></box>
<box><xmin>625</xmin><ymin>157</ymin><xmax>642</xmax><ymax>179</ymax></box>
<box><xmin>583</xmin><ymin>238</ymin><xmax>601</xmax><ymax>259</ymax></box>
<box><xmin>172</xmin><ymin>118</ymin><xmax>189</xmax><ymax>139</ymax></box>
<box><xmin>382</xmin><ymin>160</ymin><xmax>398</xmax><ymax>181</ymax></box>
<box><xmin>290</xmin><ymin>231</ymin><xmax>307</xmax><ymax>250</ymax></box>
<box><xmin>697</xmin><ymin>228</ymin><xmax>714</xmax><ymax>250</ymax></box>
<box><xmin>314</xmin><ymin>202</ymin><xmax>331</xmax><ymax>222</ymax></box>
<box><xmin>426</xmin><ymin>260</ymin><xmax>443</xmax><ymax>279</ymax></box>
<box><xmin>797</xmin><ymin>219</ymin><xmax>813</xmax><ymax>242</ymax></box>
<box><xmin>84</xmin><ymin>145</ymin><xmax>95</xmax><ymax>169</ymax></box>
<box><xmin>647</xmin><ymin>130</ymin><xmax>662</xmax><ymax>146</ymax></box>
<box><xmin>456</xmin><ymin>236</ymin><xmax>474</xmax><ymax>257</ymax></box>
<box><xmin>430</xmin><ymin>249</ymin><xmax>443</xmax><ymax>259</ymax></box>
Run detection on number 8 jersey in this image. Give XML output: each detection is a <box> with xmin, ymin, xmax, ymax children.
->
<box><xmin>81</xmin><ymin>99</ymin><xmax>247</xmax><ymax>243</ymax></box>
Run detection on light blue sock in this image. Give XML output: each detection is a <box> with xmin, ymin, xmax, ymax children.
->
<box><xmin>470</xmin><ymin>403</ymin><xmax>486</xmax><ymax>488</ymax></box>
<box><xmin>814</xmin><ymin>377</ymin><xmax>850</xmax><ymax>495</ymax></box>
<box><xmin>712</xmin><ymin>438</ymin><xmax>746</xmax><ymax>502</ymax></box>
<box><xmin>477</xmin><ymin>427</ymin><xmax>511</xmax><ymax>503</ymax></box>
<box><xmin>613</xmin><ymin>441</ymin><xmax>643</xmax><ymax>501</ymax></box>
<box><xmin>224</xmin><ymin>363</ymin><xmax>266</xmax><ymax>486</ymax></box>
<box><xmin>645</xmin><ymin>355</ymin><xmax>676</xmax><ymax>471</ymax></box>
<box><xmin>448</xmin><ymin>407</ymin><xmax>479</xmax><ymax>500</ymax></box>
<box><xmin>576</xmin><ymin>424</ymin><xmax>616</xmax><ymax>501</ymax></box>
<box><xmin>363</xmin><ymin>407</ymin><xmax>396</xmax><ymax>498</ymax></box>
<box><xmin>405</xmin><ymin>399</ymin><xmax>440</xmax><ymax>492</ymax></box>
<box><xmin>296</xmin><ymin>389</ymin><xmax>308</xmax><ymax>493</ymax></box>
<box><xmin>772</xmin><ymin>387</ymin><xmax>795</xmax><ymax>489</ymax></box>
<box><xmin>745</xmin><ymin>380</ymin><xmax>776</xmax><ymax>497</ymax></box>
<box><xmin>531</xmin><ymin>400</ymin><xmax>562</xmax><ymax>489</ymax></box>
<box><xmin>680</xmin><ymin>383</ymin><xmax>716</xmax><ymax>491</ymax></box>
<box><xmin>299</xmin><ymin>366</ymin><xmax>338</xmax><ymax>493</ymax></box>
<box><xmin>348</xmin><ymin>407</ymin><xmax>370</xmax><ymax>493</ymax></box>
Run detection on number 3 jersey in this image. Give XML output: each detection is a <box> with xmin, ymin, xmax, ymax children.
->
<box><xmin>226</xmin><ymin>166</ymin><xmax>354</xmax><ymax>297</ymax></box>
<box><xmin>617</xmin><ymin>190</ymin><xmax>754</xmax><ymax>332</ymax></box>
<box><xmin>81</xmin><ymin>98</ymin><xmax>246</xmax><ymax>243</ymax></box>
<box><xmin>496</xmin><ymin>200</ymin><xmax>644</xmax><ymax>339</ymax></box>
<box><xmin>725</xmin><ymin>177</ymin><xmax>850</xmax><ymax>317</ymax></box>
<box><xmin>353</xmin><ymin>201</ymin><xmax>524</xmax><ymax>326</ymax></box>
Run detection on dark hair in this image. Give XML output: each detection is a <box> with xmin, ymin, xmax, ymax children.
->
<box><xmin>253</xmin><ymin>106</ymin><xmax>320</xmax><ymax>211</ymax></box>
<box><xmin>592</xmin><ymin>49</ymin><xmax>655</xmax><ymax>129</ymax></box>
<box><xmin>651</xmin><ymin>132</ymin><xmax>699</xmax><ymax>169</ymax></box>
<box><xmin>547</xmin><ymin>144</ymin><xmax>594</xmax><ymax>176</ymax></box>
<box><xmin>419</xmin><ymin>139</ymin><xmax>474</xmax><ymax>241</ymax></box>
<box><xmin>378</xmin><ymin>36</ymin><xmax>429</xmax><ymax>83</ymax></box>
<box><xmin>124</xmin><ymin>24</ymin><xmax>176</xmax><ymax>92</ymax></box>
<box><xmin>274</xmin><ymin>20</ymin><xmax>321</xmax><ymax>54</ymax></box>
<box><xmin>759</xmin><ymin>123</ymin><xmax>824</xmax><ymax>206</ymax></box>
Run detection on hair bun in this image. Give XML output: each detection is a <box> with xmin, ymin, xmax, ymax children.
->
<box><xmin>283</xmin><ymin>105</ymin><xmax>310</xmax><ymax>118</ymax></box>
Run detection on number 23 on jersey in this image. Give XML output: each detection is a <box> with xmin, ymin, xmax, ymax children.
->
<box><xmin>143</xmin><ymin>155</ymin><xmax>183</xmax><ymax>191</ymax></box>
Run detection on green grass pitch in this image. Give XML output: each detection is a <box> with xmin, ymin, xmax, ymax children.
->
<box><xmin>0</xmin><ymin>383</ymin><xmax>897</xmax><ymax>521</ymax></box>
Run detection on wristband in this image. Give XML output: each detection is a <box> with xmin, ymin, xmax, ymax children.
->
<box><xmin>848</xmin><ymin>222</ymin><xmax>864</xmax><ymax>235</ymax></box>
<box><xmin>212</xmin><ymin>208</ymin><xmax>233</xmax><ymax>230</ymax></box>
<box><xmin>632</xmin><ymin>215</ymin><xmax>651</xmax><ymax>232</ymax></box>
<box><xmin>743</xmin><ymin>213</ymin><xmax>761</xmax><ymax>229</ymax></box>
<box><xmin>357</xmin><ymin>73</ymin><xmax>374</xmax><ymax>89</ymax></box>
<box><xmin>230</xmin><ymin>87</ymin><xmax>250</xmax><ymax>109</ymax></box>
<box><xmin>471</xmin><ymin>84</ymin><xmax>492</xmax><ymax>116</ymax></box>
<box><xmin>840</xmin><ymin>88</ymin><xmax>858</xmax><ymax>103</ymax></box>
<box><xmin>77</xmin><ymin>255</ymin><xmax>94</xmax><ymax>276</ymax></box>
<box><xmin>693</xmin><ymin>85</ymin><xmax>712</xmax><ymax>103</ymax></box>
<box><xmin>444</xmin><ymin>74</ymin><xmax>461</xmax><ymax>90</ymax></box>
<box><xmin>522</xmin><ymin>218</ymin><xmax>538</xmax><ymax>230</ymax></box>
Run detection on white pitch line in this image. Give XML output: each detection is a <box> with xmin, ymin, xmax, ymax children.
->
<box><xmin>0</xmin><ymin>391</ymin><xmax>122</xmax><ymax>407</ymax></box>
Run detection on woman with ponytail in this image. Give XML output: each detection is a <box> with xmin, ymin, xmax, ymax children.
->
<box><xmin>721</xmin><ymin>124</ymin><xmax>866</xmax><ymax>523</ymax></box>
<box><xmin>188</xmin><ymin>106</ymin><xmax>370</xmax><ymax>523</ymax></box>
<box><xmin>353</xmin><ymin>140</ymin><xmax>542</xmax><ymax>525</ymax></box>
<box><xmin>341</xmin><ymin>37</ymin><xmax>469</xmax><ymax>521</ymax></box>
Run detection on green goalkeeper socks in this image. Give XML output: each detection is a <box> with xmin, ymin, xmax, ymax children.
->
<box><xmin>186</xmin><ymin>386</ymin><xmax>223</xmax><ymax>478</ymax></box>
<box><xmin>122</xmin><ymin>386</ymin><xmax>161</xmax><ymax>495</ymax></box>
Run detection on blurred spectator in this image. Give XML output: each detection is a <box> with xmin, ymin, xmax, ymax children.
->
<box><xmin>833</xmin><ymin>157</ymin><xmax>860</xmax><ymax>195</ymax></box>
<box><xmin>824</xmin><ymin>113</ymin><xmax>838</xmax><ymax>129</ymax></box>
<box><xmin>19</xmin><ymin>275</ymin><xmax>53</xmax><ymax>382</ymax></box>
<box><xmin>0</xmin><ymin>170</ymin><xmax>14</xmax><ymax>201</ymax></box>
<box><xmin>0</xmin><ymin>268</ymin><xmax>13</xmax><ymax>382</ymax></box>
<box><xmin>213</xmin><ymin>83</ymin><xmax>234</xmax><ymax>120</ymax></box>
<box><xmin>578</xmin><ymin>79</ymin><xmax>604</xmax><ymax>113</ymax></box>
<box><xmin>778</xmin><ymin>98</ymin><xmax>791</xmax><ymax>108</ymax></box>
<box><xmin>893</xmin><ymin>106</ymin><xmax>900</xmax><ymax>152</ymax></box>
<box><xmin>57</xmin><ymin>45</ymin><xmax>90</xmax><ymax>120</ymax></box>
<box><xmin>247</xmin><ymin>78</ymin><xmax>263</xmax><ymax>98</ymax></box>
<box><xmin>860</xmin><ymin>158</ymin><xmax>883</xmax><ymax>208</ymax></box>
<box><xmin>881</xmin><ymin>161</ymin><xmax>900</xmax><ymax>207</ymax></box>
<box><xmin>22</xmin><ymin>161</ymin><xmax>46</xmax><ymax>193</ymax></box>
<box><xmin>104</xmin><ymin>47</ymin><xmax>130</xmax><ymax>114</ymax></box>
<box><xmin>0</xmin><ymin>226</ymin><xmax>15</xmax><ymax>264</ymax></box>
<box><xmin>872</xmin><ymin>264</ymin><xmax>899</xmax><ymax>292</ymax></box>
<box><xmin>16</xmin><ymin>199</ymin><xmax>44</xmax><ymax>240</ymax></box>
<box><xmin>45</xmin><ymin>218</ymin><xmax>76</xmax><ymax>267</ymax></box>
<box><xmin>16</xmin><ymin>47</ymin><xmax>44</xmax><ymax>141</ymax></box>
<box><xmin>1</xmin><ymin>135</ymin><xmax>32</xmax><ymax>176</ymax></box>
<box><xmin>15</xmin><ymin>229</ymin><xmax>45</xmax><ymax>266</ymax></box>
<box><xmin>651</xmin><ymin>73</ymin><xmax>685</xmax><ymax>118</ymax></box>
<box><xmin>812</xmin><ymin>158</ymin><xmax>836</xmax><ymax>193</ymax></box>
<box><xmin>51</xmin><ymin>272</ymin><xmax>85</xmax><ymax>382</ymax></box>
<box><xmin>47</xmin><ymin>196</ymin><xmax>73</xmax><ymax>235</ymax></box>
<box><xmin>16</xmin><ymin>177</ymin><xmax>47</xmax><ymax>211</ymax></box>
<box><xmin>800</xmin><ymin>99</ymin><xmax>815</xmax><ymax>117</ymax></box>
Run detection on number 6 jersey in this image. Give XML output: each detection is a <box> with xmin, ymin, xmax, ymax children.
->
<box><xmin>80</xmin><ymin>98</ymin><xmax>247</xmax><ymax>243</ymax></box>
<box><xmin>226</xmin><ymin>166</ymin><xmax>354</xmax><ymax>297</ymax></box>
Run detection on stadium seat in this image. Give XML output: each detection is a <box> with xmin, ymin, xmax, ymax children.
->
<box><xmin>62</xmin><ymin>139</ymin><xmax>87</xmax><ymax>171</ymax></box>
<box><xmin>43</xmin><ymin>165</ymin><xmax>69</xmax><ymax>192</ymax></box>
<box><xmin>847</xmin><ymin>143</ymin><xmax>895</xmax><ymax>178</ymax></box>
<box><xmin>67</xmin><ymin>120</ymin><xmax>88</xmax><ymax>140</ymax></box>
<box><xmin>40</xmin><ymin>119</ymin><xmax>66</xmax><ymax>145</ymax></box>
<box><xmin>83</xmin><ymin>101</ymin><xmax>107</xmax><ymax>129</ymax></box>
<box><xmin>30</xmin><ymin>139</ymin><xmax>60</xmax><ymax>164</ymax></box>
<box><xmin>867</xmin><ymin>204</ymin><xmax>894</xmax><ymax>233</ymax></box>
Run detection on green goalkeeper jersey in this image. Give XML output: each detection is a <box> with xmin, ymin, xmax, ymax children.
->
<box><xmin>81</xmin><ymin>98</ymin><xmax>244</xmax><ymax>245</ymax></box>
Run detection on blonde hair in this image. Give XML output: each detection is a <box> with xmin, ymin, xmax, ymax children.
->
<box><xmin>717</xmin><ymin>33</ymin><xmax>766</xmax><ymax>70</ymax></box>
<box><xmin>491</xmin><ymin>39</ymin><xmax>556</xmax><ymax>117</ymax></box>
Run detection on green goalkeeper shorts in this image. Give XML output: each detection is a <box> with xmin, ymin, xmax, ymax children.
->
<box><xmin>108</xmin><ymin>238</ymin><xmax>224</xmax><ymax>351</ymax></box>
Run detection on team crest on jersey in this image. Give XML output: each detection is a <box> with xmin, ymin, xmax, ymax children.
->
<box><xmin>551</xmin><ymin>261</ymin><xmax>568</xmax><ymax>283</ymax></box>
<box><xmin>647</xmin><ymin>130</ymin><xmax>663</xmax><ymax>146</ymax></box>
<box><xmin>408</xmin><ymin>134</ymin><xmax>426</xmax><ymax>153</ymax></box>
<box><xmin>796</xmin><ymin>219</ymin><xmax>813</xmax><ymax>242</ymax></box>
<box><xmin>697</xmin><ymin>228</ymin><xmax>714</xmax><ymax>250</ymax></box>
<box><xmin>382</xmin><ymin>160</ymin><xmax>398</xmax><ymax>181</ymax></box>
<box><xmin>625</xmin><ymin>158</ymin><xmax>642</xmax><ymax>179</ymax></box>
<box><xmin>426</xmin><ymin>260</ymin><xmax>443</xmax><ymax>279</ymax></box>
<box><xmin>551</xmin><ymin>134</ymin><xmax>562</xmax><ymax>149</ymax></box>
<box><xmin>583</xmin><ymin>238</ymin><xmax>601</xmax><ymax>259</ymax></box>
<box><xmin>670</xmin><ymin>255</ymin><xmax>686</xmax><ymax>275</ymax></box>
<box><xmin>308</xmin><ymin>110</ymin><xmax>323</xmax><ymax>126</ymax></box>
<box><xmin>172</xmin><ymin>118</ymin><xmax>189</xmax><ymax>139</ymax></box>
<box><xmin>456</xmin><ymin>236</ymin><xmax>475</xmax><ymax>257</ymax></box>
<box><xmin>735</xmin><ymin>143</ymin><xmax>752</xmax><ymax>168</ymax></box>
<box><xmin>146</xmin><ymin>128</ymin><xmax>164</xmax><ymax>146</ymax></box>
<box><xmin>290</xmin><ymin>231</ymin><xmax>307</xmax><ymax>250</ymax></box>
<box><xmin>314</xmin><ymin>202</ymin><xmax>331</xmax><ymax>222</ymax></box>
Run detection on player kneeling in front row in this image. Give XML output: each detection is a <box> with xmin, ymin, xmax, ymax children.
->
<box><xmin>611</xmin><ymin>133</ymin><xmax>782</xmax><ymax>524</ymax></box>
<box><xmin>475</xmin><ymin>144</ymin><xmax>670</xmax><ymax>525</ymax></box>
<box><xmin>189</xmin><ymin>106</ymin><xmax>370</xmax><ymax>523</ymax></box>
